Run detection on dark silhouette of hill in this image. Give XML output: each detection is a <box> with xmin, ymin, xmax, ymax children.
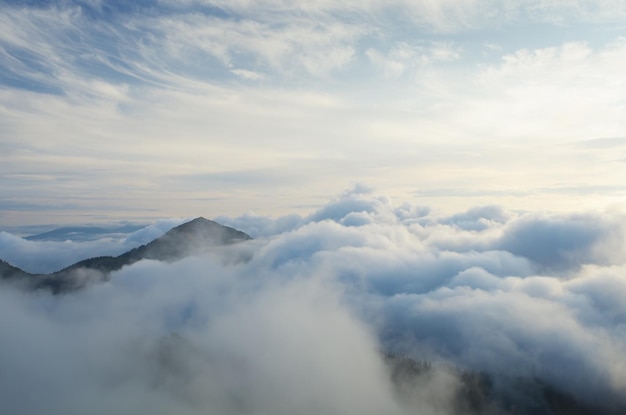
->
<box><xmin>0</xmin><ymin>217</ymin><xmax>251</xmax><ymax>293</ymax></box>
<box><xmin>384</xmin><ymin>354</ymin><xmax>624</xmax><ymax>415</ymax></box>
<box><xmin>57</xmin><ymin>217</ymin><xmax>251</xmax><ymax>274</ymax></box>
<box><xmin>0</xmin><ymin>258</ymin><xmax>32</xmax><ymax>281</ymax></box>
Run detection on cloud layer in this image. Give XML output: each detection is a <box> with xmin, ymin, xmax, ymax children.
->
<box><xmin>1</xmin><ymin>189</ymin><xmax>625</xmax><ymax>413</ymax></box>
<box><xmin>1</xmin><ymin>1</ymin><xmax>626</xmax><ymax>224</ymax></box>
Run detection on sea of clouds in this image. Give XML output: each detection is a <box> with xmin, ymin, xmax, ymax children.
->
<box><xmin>1</xmin><ymin>186</ymin><xmax>625</xmax><ymax>414</ymax></box>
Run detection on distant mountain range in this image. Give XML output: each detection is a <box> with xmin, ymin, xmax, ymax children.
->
<box><xmin>0</xmin><ymin>217</ymin><xmax>251</xmax><ymax>293</ymax></box>
<box><xmin>24</xmin><ymin>224</ymin><xmax>145</xmax><ymax>242</ymax></box>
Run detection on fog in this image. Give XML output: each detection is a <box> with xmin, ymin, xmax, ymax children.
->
<box><xmin>1</xmin><ymin>188</ymin><xmax>625</xmax><ymax>414</ymax></box>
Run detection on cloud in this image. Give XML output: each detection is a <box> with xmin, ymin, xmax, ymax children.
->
<box><xmin>219</xmin><ymin>190</ymin><xmax>626</xmax><ymax>407</ymax></box>
<box><xmin>496</xmin><ymin>213</ymin><xmax>625</xmax><ymax>272</ymax></box>
<box><xmin>0</xmin><ymin>257</ymin><xmax>405</xmax><ymax>415</ymax></box>
<box><xmin>2</xmin><ymin>189</ymin><xmax>626</xmax><ymax>413</ymax></box>
<box><xmin>230</xmin><ymin>69</ymin><xmax>264</xmax><ymax>81</ymax></box>
<box><xmin>2</xmin><ymin>2</ymin><xmax>626</xmax><ymax>220</ymax></box>
<box><xmin>575</xmin><ymin>136</ymin><xmax>626</xmax><ymax>149</ymax></box>
<box><xmin>439</xmin><ymin>205</ymin><xmax>511</xmax><ymax>231</ymax></box>
<box><xmin>375</xmin><ymin>280</ymin><xmax>626</xmax><ymax>407</ymax></box>
<box><xmin>161</xmin><ymin>0</ymin><xmax>626</xmax><ymax>32</ymax></box>
<box><xmin>148</xmin><ymin>14</ymin><xmax>361</xmax><ymax>77</ymax></box>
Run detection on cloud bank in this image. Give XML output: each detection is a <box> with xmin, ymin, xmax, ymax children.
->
<box><xmin>1</xmin><ymin>188</ymin><xmax>625</xmax><ymax>414</ymax></box>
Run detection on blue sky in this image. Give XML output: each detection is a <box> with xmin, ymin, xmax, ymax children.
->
<box><xmin>1</xmin><ymin>0</ymin><xmax>626</xmax><ymax>226</ymax></box>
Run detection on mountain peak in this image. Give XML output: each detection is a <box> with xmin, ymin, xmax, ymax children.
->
<box><xmin>172</xmin><ymin>217</ymin><xmax>222</xmax><ymax>233</ymax></box>
<box><xmin>59</xmin><ymin>217</ymin><xmax>251</xmax><ymax>273</ymax></box>
<box><xmin>188</xmin><ymin>216</ymin><xmax>211</xmax><ymax>223</ymax></box>
<box><xmin>2</xmin><ymin>218</ymin><xmax>252</xmax><ymax>293</ymax></box>
<box><xmin>155</xmin><ymin>217</ymin><xmax>251</xmax><ymax>246</ymax></box>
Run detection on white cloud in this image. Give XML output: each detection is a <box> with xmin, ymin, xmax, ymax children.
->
<box><xmin>142</xmin><ymin>14</ymin><xmax>362</xmax><ymax>77</ymax></box>
<box><xmin>230</xmin><ymin>69</ymin><xmax>264</xmax><ymax>81</ymax></box>
<box><xmin>161</xmin><ymin>0</ymin><xmax>626</xmax><ymax>32</ymax></box>
<box><xmin>0</xmin><ymin>257</ymin><xmax>407</xmax><ymax>415</ymax></box>
<box><xmin>367</xmin><ymin>41</ymin><xmax>462</xmax><ymax>78</ymax></box>
<box><xmin>2</xmin><ymin>189</ymin><xmax>626</xmax><ymax>412</ymax></box>
<box><xmin>2</xmin><ymin>1</ymin><xmax>626</xmax><ymax>224</ymax></box>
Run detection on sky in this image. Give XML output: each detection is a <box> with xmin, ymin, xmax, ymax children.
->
<box><xmin>1</xmin><ymin>0</ymin><xmax>625</xmax><ymax>227</ymax></box>
<box><xmin>2</xmin><ymin>4</ymin><xmax>626</xmax><ymax>412</ymax></box>
<box><xmin>1</xmin><ymin>188</ymin><xmax>626</xmax><ymax>414</ymax></box>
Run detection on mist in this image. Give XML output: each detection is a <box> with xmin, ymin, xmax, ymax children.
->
<box><xmin>1</xmin><ymin>188</ymin><xmax>625</xmax><ymax>414</ymax></box>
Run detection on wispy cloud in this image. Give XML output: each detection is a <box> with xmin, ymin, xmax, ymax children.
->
<box><xmin>575</xmin><ymin>136</ymin><xmax>626</xmax><ymax>148</ymax></box>
<box><xmin>1</xmin><ymin>1</ymin><xmax>625</xmax><ymax>223</ymax></box>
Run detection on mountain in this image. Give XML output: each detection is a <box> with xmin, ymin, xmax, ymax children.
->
<box><xmin>0</xmin><ymin>217</ymin><xmax>251</xmax><ymax>293</ymax></box>
<box><xmin>0</xmin><ymin>258</ymin><xmax>33</xmax><ymax>281</ymax></box>
<box><xmin>57</xmin><ymin>217</ymin><xmax>251</xmax><ymax>274</ymax></box>
<box><xmin>25</xmin><ymin>224</ymin><xmax>145</xmax><ymax>242</ymax></box>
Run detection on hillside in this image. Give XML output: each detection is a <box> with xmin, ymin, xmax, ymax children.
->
<box><xmin>0</xmin><ymin>258</ymin><xmax>33</xmax><ymax>281</ymax></box>
<box><xmin>0</xmin><ymin>217</ymin><xmax>251</xmax><ymax>293</ymax></box>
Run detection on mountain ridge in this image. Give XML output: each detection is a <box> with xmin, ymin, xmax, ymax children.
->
<box><xmin>0</xmin><ymin>217</ymin><xmax>251</xmax><ymax>293</ymax></box>
<box><xmin>0</xmin><ymin>258</ymin><xmax>32</xmax><ymax>281</ymax></box>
